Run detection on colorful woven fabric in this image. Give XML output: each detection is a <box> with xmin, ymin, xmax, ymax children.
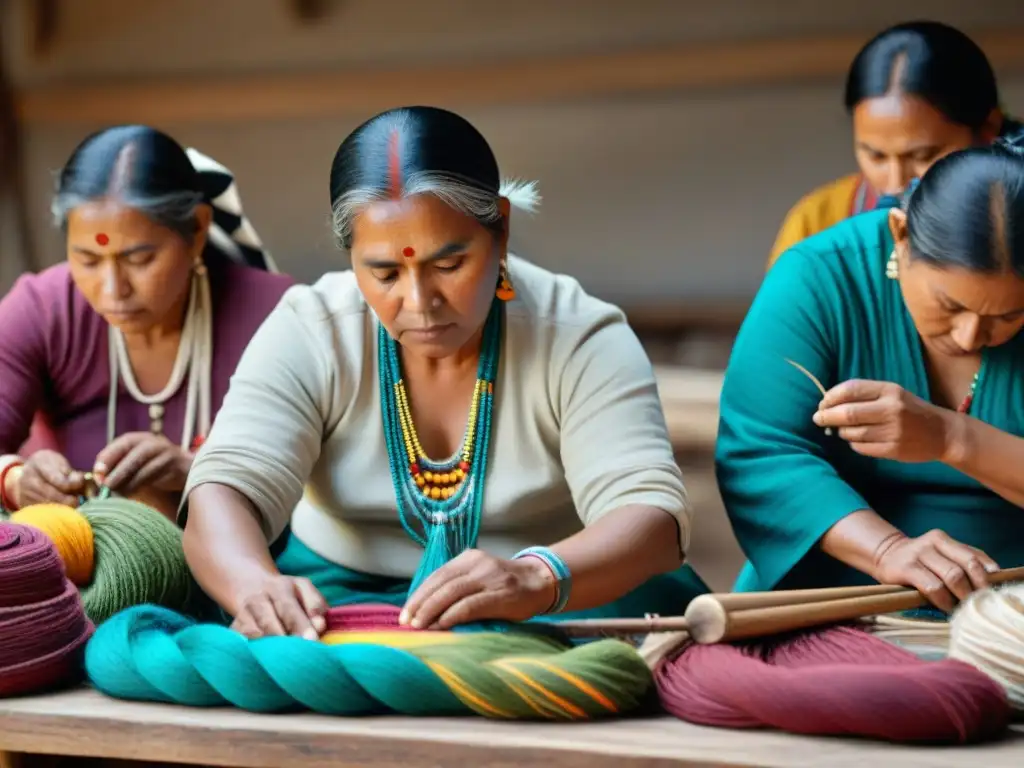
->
<box><xmin>85</xmin><ymin>603</ymin><xmax>652</xmax><ymax>719</ymax></box>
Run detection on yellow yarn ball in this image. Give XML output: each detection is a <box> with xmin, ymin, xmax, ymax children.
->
<box><xmin>11</xmin><ymin>503</ymin><xmax>95</xmax><ymax>585</ymax></box>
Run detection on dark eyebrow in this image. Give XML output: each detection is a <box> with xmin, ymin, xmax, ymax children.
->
<box><xmin>72</xmin><ymin>243</ymin><xmax>157</xmax><ymax>259</ymax></box>
<box><xmin>362</xmin><ymin>241</ymin><xmax>468</xmax><ymax>270</ymax></box>
<box><xmin>937</xmin><ymin>291</ymin><xmax>1024</xmax><ymax>318</ymax></box>
<box><xmin>856</xmin><ymin>141</ymin><xmax>940</xmax><ymax>158</ymax></box>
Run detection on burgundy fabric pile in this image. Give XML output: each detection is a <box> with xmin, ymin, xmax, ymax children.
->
<box><xmin>656</xmin><ymin>624</ymin><xmax>1010</xmax><ymax>744</ymax></box>
<box><xmin>0</xmin><ymin>523</ymin><xmax>93</xmax><ymax>696</ymax></box>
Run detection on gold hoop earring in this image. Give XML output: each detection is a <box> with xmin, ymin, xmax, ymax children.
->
<box><xmin>496</xmin><ymin>260</ymin><xmax>516</xmax><ymax>301</ymax></box>
<box><xmin>886</xmin><ymin>250</ymin><xmax>899</xmax><ymax>280</ymax></box>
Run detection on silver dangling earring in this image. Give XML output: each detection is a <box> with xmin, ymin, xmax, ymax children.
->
<box><xmin>886</xmin><ymin>250</ymin><xmax>899</xmax><ymax>280</ymax></box>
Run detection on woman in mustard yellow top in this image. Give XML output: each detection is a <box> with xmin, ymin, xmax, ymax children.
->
<box><xmin>769</xmin><ymin>21</ymin><xmax>1019</xmax><ymax>268</ymax></box>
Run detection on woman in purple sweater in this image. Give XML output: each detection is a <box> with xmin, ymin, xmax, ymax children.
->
<box><xmin>0</xmin><ymin>125</ymin><xmax>294</xmax><ymax>519</ymax></box>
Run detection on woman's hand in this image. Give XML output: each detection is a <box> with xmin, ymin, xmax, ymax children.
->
<box><xmin>400</xmin><ymin>549</ymin><xmax>557</xmax><ymax>630</ymax></box>
<box><xmin>813</xmin><ymin>379</ymin><xmax>955</xmax><ymax>462</ymax></box>
<box><xmin>873</xmin><ymin>529</ymin><xmax>999</xmax><ymax>613</ymax></box>
<box><xmin>231</xmin><ymin>574</ymin><xmax>328</xmax><ymax>640</ymax></box>
<box><xmin>93</xmin><ymin>432</ymin><xmax>193</xmax><ymax>494</ymax></box>
<box><xmin>14</xmin><ymin>450</ymin><xmax>86</xmax><ymax>507</ymax></box>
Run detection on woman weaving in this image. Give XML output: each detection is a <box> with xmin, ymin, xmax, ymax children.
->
<box><xmin>0</xmin><ymin>126</ymin><xmax>294</xmax><ymax>519</ymax></box>
<box><xmin>182</xmin><ymin>106</ymin><xmax>705</xmax><ymax>639</ymax></box>
<box><xmin>717</xmin><ymin>131</ymin><xmax>1024</xmax><ymax>613</ymax></box>
<box><xmin>768</xmin><ymin>20</ymin><xmax>1020</xmax><ymax>267</ymax></box>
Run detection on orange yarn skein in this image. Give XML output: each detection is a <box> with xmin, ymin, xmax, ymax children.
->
<box><xmin>10</xmin><ymin>504</ymin><xmax>95</xmax><ymax>585</ymax></box>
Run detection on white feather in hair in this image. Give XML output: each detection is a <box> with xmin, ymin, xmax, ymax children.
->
<box><xmin>499</xmin><ymin>178</ymin><xmax>541</xmax><ymax>213</ymax></box>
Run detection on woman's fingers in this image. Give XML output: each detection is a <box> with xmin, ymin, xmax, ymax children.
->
<box><xmin>245</xmin><ymin>598</ymin><xmax>288</xmax><ymax>638</ymax></box>
<box><xmin>269</xmin><ymin>591</ymin><xmax>318</xmax><ymax>640</ymax></box>
<box><xmin>400</xmin><ymin>556</ymin><xmax>476</xmax><ymax>625</ymax></box>
<box><xmin>230</xmin><ymin>575</ymin><xmax>330</xmax><ymax>641</ymax></box>
<box><xmin>819</xmin><ymin>379</ymin><xmax>890</xmax><ymax>409</ymax></box>
<box><xmin>406</xmin><ymin>575</ymin><xmax>480</xmax><ymax>629</ymax></box>
<box><xmin>933</xmin><ymin>536</ymin><xmax>997</xmax><ymax>591</ymax></box>
<box><xmin>917</xmin><ymin>547</ymin><xmax>973</xmax><ymax>605</ymax></box>
<box><xmin>103</xmin><ymin>440</ymin><xmax>165</xmax><ymax>490</ymax></box>
<box><xmin>433</xmin><ymin>592</ymin><xmax>500</xmax><ymax>629</ymax></box>
<box><xmin>291</xmin><ymin>578</ymin><xmax>328</xmax><ymax>637</ymax></box>
<box><xmin>119</xmin><ymin>451</ymin><xmax>177</xmax><ymax>494</ymax></box>
<box><xmin>903</xmin><ymin>559</ymin><xmax>958</xmax><ymax>613</ymax></box>
<box><xmin>21</xmin><ymin>479</ymin><xmax>79</xmax><ymax>507</ymax></box>
<box><xmin>35</xmin><ymin>455</ymin><xmax>84</xmax><ymax>495</ymax></box>
<box><xmin>815</xmin><ymin>400</ymin><xmax>892</xmax><ymax>430</ymax></box>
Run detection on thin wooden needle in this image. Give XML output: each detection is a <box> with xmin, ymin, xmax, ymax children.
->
<box><xmin>784</xmin><ymin>358</ymin><xmax>832</xmax><ymax>436</ymax></box>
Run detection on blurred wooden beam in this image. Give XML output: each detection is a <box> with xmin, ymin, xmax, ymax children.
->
<box><xmin>289</xmin><ymin>0</ymin><xmax>332</xmax><ymax>23</ymax></box>
<box><xmin>0</xmin><ymin>25</ymin><xmax>38</xmax><ymax>281</ymax></box>
<box><xmin>16</xmin><ymin>28</ymin><xmax>1024</xmax><ymax>125</ymax></box>
<box><xmin>624</xmin><ymin>301</ymin><xmax>750</xmax><ymax>333</ymax></box>
<box><xmin>29</xmin><ymin>0</ymin><xmax>61</xmax><ymax>57</ymax></box>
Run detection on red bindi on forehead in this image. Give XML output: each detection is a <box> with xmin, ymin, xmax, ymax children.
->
<box><xmin>402</xmin><ymin>247</ymin><xmax>415</xmax><ymax>258</ymax></box>
<box><xmin>95</xmin><ymin>233</ymin><xmax>110</xmax><ymax>246</ymax></box>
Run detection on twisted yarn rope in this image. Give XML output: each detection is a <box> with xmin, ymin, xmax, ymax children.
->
<box><xmin>654</xmin><ymin>625</ymin><xmax>1010</xmax><ymax>744</ymax></box>
<box><xmin>949</xmin><ymin>582</ymin><xmax>1024</xmax><ymax>710</ymax></box>
<box><xmin>0</xmin><ymin>523</ymin><xmax>92</xmax><ymax>696</ymax></box>
<box><xmin>85</xmin><ymin>603</ymin><xmax>652</xmax><ymax>719</ymax></box>
<box><xmin>5</xmin><ymin>498</ymin><xmax>192</xmax><ymax>624</ymax></box>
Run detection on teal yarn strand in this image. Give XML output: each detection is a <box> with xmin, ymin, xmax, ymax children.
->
<box><xmin>380</xmin><ymin>300</ymin><xmax>502</xmax><ymax>593</ymax></box>
<box><xmin>85</xmin><ymin>604</ymin><xmax>653</xmax><ymax>719</ymax></box>
<box><xmin>86</xmin><ymin>607</ymin><xmax>459</xmax><ymax>714</ymax></box>
<box><xmin>77</xmin><ymin>498</ymin><xmax>192</xmax><ymax>624</ymax></box>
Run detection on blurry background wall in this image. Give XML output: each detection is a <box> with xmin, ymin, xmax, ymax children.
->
<box><xmin>3</xmin><ymin>0</ymin><xmax>1023</xmax><ymax>587</ymax></box>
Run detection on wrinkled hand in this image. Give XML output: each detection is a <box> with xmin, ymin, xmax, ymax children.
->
<box><xmin>813</xmin><ymin>379</ymin><xmax>954</xmax><ymax>462</ymax></box>
<box><xmin>873</xmin><ymin>529</ymin><xmax>999</xmax><ymax>613</ymax></box>
<box><xmin>400</xmin><ymin>549</ymin><xmax>557</xmax><ymax>630</ymax></box>
<box><xmin>93</xmin><ymin>432</ymin><xmax>193</xmax><ymax>494</ymax></box>
<box><xmin>15</xmin><ymin>450</ymin><xmax>86</xmax><ymax>507</ymax></box>
<box><xmin>231</xmin><ymin>574</ymin><xmax>328</xmax><ymax>640</ymax></box>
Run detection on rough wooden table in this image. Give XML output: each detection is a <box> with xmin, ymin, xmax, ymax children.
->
<box><xmin>0</xmin><ymin>688</ymin><xmax>1022</xmax><ymax>768</ymax></box>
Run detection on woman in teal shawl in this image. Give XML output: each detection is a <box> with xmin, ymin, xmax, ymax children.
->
<box><xmin>717</xmin><ymin>130</ymin><xmax>1024</xmax><ymax>613</ymax></box>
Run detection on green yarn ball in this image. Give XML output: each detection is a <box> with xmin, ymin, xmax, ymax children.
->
<box><xmin>77</xmin><ymin>497</ymin><xmax>192</xmax><ymax>624</ymax></box>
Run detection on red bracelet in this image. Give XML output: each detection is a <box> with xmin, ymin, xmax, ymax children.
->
<box><xmin>0</xmin><ymin>460</ymin><xmax>24</xmax><ymax>512</ymax></box>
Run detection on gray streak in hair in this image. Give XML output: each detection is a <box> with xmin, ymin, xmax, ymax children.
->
<box><xmin>50</xmin><ymin>189</ymin><xmax>205</xmax><ymax>243</ymax></box>
<box><xmin>51</xmin><ymin>141</ymin><xmax>206</xmax><ymax>243</ymax></box>
<box><xmin>331</xmin><ymin>173</ymin><xmax>541</xmax><ymax>249</ymax></box>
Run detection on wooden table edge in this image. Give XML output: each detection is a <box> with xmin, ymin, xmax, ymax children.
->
<box><xmin>0</xmin><ymin>703</ymin><xmax>755</xmax><ymax>768</ymax></box>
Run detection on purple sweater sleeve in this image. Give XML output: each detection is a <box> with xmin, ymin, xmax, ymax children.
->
<box><xmin>0</xmin><ymin>271</ymin><xmax>60</xmax><ymax>452</ymax></box>
<box><xmin>0</xmin><ymin>260</ymin><xmax>296</xmax><ymax>465</ymax></box>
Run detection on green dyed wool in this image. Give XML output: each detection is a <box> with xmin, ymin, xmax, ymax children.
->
<box><xmin>78</xmin><ymin>498</ymin><xmax>192</xmax><ymax>624</ymax></box>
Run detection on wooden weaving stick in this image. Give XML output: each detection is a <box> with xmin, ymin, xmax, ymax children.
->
<box><xmin>547</xmin><ymin>565</ymin><xmax>1024</xmax><ymax>644</ymax></box>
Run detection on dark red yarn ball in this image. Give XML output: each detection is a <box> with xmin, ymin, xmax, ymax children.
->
<box><xmin>655</xmin><ymin>625</ymin><xmax>1010</xmax><ymax>744</ymax></box>
<box><xmin>0</xmin><ymin>524</ymin><xmax>93</xmax><ymax>697</ymax></box>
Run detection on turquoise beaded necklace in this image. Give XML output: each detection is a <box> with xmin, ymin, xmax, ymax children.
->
<box><xmin>379</xmin><ymin>300</ymin><xmax>503</xmax><ymax>592</ymax></box>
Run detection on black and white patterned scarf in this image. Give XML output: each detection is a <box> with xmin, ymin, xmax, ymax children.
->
<box><xmin>186</xmin><ymin>148</ymin><xmax>279</xmax><ymax>273</ymax></box>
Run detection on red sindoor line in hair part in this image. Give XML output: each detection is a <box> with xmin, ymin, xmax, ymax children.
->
<box><xmin>388</xmin><ymin>130</ymin><xmax>402</xmax><ymax>199</ymax></box>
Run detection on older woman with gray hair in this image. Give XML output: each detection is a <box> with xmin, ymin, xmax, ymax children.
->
<box><xmin>181</xmin><ymin>105</ymin><xmax>706</xmax><ymax>639</ymax></box>
<box><xmin>0</xmin><ymin>125</ymin><xmax>294</xmax><ymax>520</ymax></box>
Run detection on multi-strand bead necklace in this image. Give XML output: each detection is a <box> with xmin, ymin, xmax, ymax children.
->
<box><xmin>379</xmin><ymin>301</ymin><xmax>502</xmax><ymax>591</ymax></box>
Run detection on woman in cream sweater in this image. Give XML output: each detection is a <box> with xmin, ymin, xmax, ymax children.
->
<box><xmin>181</xmin><ymin>106</ymin><xmax>707</xmax><ymax>639</ymax></box>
